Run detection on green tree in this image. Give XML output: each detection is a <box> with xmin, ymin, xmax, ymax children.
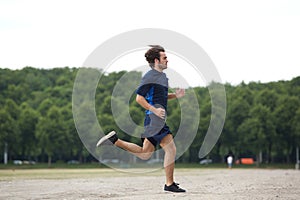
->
<box><xmin>36</xmin><ymin>106</ymin><xmax>66</xmax><ymax>166</ymax></box>
<box><xmin>238</xmin><ymin>104</ymin><xmax>276</xmax><ymax>164</ymax></box>
<box><xmin>0</xmin><ymin>109</ymin><xmax>20</xmax><ymax>162</ymax></box>
<box><xmin>4</xmin><ymin>99</ymin><xmax>20</xmax><ymax>120</ymax></box>
<box><xmin>291</xmin><ymin>108</ymin><xmax>300</xmax><ymax>161</ymax></box>
<box><xmin>18</xmin><ymin>103</ymin><xmax>39</xmax><ymax>160</ymax></box>
<box><xmin>274</xmin><ymin>96</ymin><xmax>300</xmax><ymax>163</ymax></box>
<box><xmin>255</xmin><ymin>89</ymin><xmax>279</xmax><ymax>112</ymax></box>
<box><xmin>226</xmin><ymin>96</ymin><xmax>250</xmax><ymax>158</ymax></box>
<box><xmin>60</xmin><ymin>103</ymin><xmax>83</xmax><ymax>161</ymax></box>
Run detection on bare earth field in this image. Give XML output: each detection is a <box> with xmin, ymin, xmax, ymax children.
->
<box><xmin>0</xmin><ymin>168</ymin><xmax>299</xmax><ymax>200</ymax></box>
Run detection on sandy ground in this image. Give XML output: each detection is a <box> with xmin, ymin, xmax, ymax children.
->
<box><xmin>0</xmin><ymin>168</ymin><xmax>299</xmax><ymax>200</ymax></box>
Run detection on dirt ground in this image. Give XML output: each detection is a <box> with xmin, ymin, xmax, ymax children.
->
<box><xmin>0</xmin><ymin>168</ymin><xmax>299</xmax><ymax>200</ymax></box>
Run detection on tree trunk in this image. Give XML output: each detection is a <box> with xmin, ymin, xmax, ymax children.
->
<box><xmin>48</xmin><ymin>155</ymin><xmax>52</xmax><ymax>167</ymax></box>
<box><xmin>4</xmin><ymin>142</ymin><xmax>8</xmax><ymax>164</ymax></box>
<box><xmin>286</xmin><ymin>146</ymin><xmax>293</xmax><ymax>163</ymax></box>
<box><xmin>255</xmin><ymin>150</ymin><xmax>263</xmax><ymax>167</ymax></box>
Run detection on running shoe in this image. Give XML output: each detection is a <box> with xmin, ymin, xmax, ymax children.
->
<box><xmin>96</xmin><ymin>131</ymin><xmax>118</xmax><ymax>147</ymax></box>
<box><xmin>164</xmin><ymin>182</ymin><xmax>186</xmax><ymax>192</ymax></box>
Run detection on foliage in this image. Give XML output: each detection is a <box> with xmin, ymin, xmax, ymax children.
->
<box><xmin>0</xmin><ymin>67</ymin><xmax>299</xmax><ymax>164</ymax></box>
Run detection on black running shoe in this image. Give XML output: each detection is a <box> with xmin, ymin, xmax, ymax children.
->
<box><xmin>164</xmin><ymin>182</ymin><xmax>186</xmax><ymax>193</ymax></box>
<box><xmin>96</xmin><ymin>131</ymin><xmax>118</xmax><ymax>147</ymax></box>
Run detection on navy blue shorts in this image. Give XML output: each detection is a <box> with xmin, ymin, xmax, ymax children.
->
<box><xmin>141</xmin><ymin>115</ymin><xmax>171</xmax><ymax>147</ymax></box>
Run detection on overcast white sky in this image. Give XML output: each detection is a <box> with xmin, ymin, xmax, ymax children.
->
<box><xmin>1</xmin><ymin>0</ymin><xmax>300</xmax><ymax>86</ymax></box>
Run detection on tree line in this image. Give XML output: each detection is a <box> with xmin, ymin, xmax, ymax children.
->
<box><xmin>0</xmin><ymin>67</ymin><xmax>299</xmax><ymax>165</ymax></box>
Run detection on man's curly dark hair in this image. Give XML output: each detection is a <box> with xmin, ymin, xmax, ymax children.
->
<box><xmin>145</xmin><ymin>45</ymin><xmax>165</xmax><ymax>68</ymax></box>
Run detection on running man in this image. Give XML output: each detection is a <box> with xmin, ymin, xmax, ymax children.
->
<box><xmin>96</xmin><ymin>45</ymin><xmax>186</xmax><ymax>192</ymax></box>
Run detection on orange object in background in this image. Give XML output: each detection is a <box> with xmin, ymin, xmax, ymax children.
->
<box><xmin>235</xmin><ymin>158</ymin><xmax>254</xmax><ymax>165</ymax></box>
<box><xmin>241</xmin><ymin>158</ymin><xmax>254</xmax><ymax>164</ymax></box>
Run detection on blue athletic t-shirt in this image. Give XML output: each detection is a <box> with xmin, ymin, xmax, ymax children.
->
<box><xmin>136</xmin><ymin>69</ymin><xmax>169</xmax><ymax>114</ymax></box>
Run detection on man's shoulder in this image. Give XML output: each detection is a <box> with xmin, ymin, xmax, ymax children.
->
<box><xmin>143</xmin><ymin>69</ymin><xmax>166</xmax><ymax>78</ymax></box>
<box><xmin>144</xmin><ymin>69</ymin><xmax>157</xmax><ymax>76</ymax></box>
<box><xmin>140</xmin><ymin>69</ymin><xmax>168</xmax><ymax>87</ymax></box>
<box><xmin>141</xmin><ymin>69</ymin><xmax>157</xmax><ymax>82</ymax></box>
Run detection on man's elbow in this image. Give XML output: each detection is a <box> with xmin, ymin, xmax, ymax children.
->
<box><xmin>136</xmin><ymin>95</ymin><xmax>142</xmax><ymax>104</ymax></box>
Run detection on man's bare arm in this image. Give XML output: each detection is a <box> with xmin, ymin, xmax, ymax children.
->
<box><xmin>136</xmin><ymin>94</ymin><xmax>165</xmax><ymax>119</ymax></box>
<box><xmin>168</xmin><ymin>88</ymin><xmax>185</xmax><ymax>100</ymax></box>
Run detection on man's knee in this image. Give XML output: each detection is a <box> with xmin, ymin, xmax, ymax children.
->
<box><xmin>163</xmin><ymin>142</ymin><xmax>176</xmax><ymax>155</ymax></box>
<box><xmin>139</xmin><ymin>152</ymin><xmax>153</xmax><ymax>160</ymax></box>
<box><xmin>161</xmin><ymin>135</ymin><xmax>176</xmax><ymax>154</ymax></box>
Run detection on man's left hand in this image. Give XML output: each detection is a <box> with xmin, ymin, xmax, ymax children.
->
<box><xmin>175</xmin><ymin>88</ymin><xmax>185</xmax><ymax>98</ymax></box>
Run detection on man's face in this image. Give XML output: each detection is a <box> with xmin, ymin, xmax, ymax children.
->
<box><xmin>157</xmin><ymin>52</ymin><xmax>168</xmax><ymax>70</ymax></box>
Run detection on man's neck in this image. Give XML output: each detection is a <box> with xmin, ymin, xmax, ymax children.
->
<box><xmin>153</xmin><ymin>66</ymin><xmax>163</xmax><ymax>73</ymax></box>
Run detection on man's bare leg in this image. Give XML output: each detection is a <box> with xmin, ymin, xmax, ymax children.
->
<box><xmin>160</xmin><ymin>134</ymin><xmax>176</xmax><ymax>186</ymax></box>
<box><xmin>115</xmin><ymin>138</ymin><xmax>155</xmax><ymax>160</ymax></box>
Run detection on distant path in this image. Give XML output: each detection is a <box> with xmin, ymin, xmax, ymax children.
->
<box><xmin>0</xmin><ymin>169</ymin><xmax>299</xmax><ymax>199</ymax></box>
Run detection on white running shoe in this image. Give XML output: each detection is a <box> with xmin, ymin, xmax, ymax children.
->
<box><xmin>96</xmin><ymin>131</ymin><xmax>117</xmax><ymax>147</ymax></box>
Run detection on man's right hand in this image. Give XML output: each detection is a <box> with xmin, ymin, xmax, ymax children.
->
<box><xmin>136</xmin><ymin>94</ymin><xmax>166</xmax><ymax>119</ymax></box>
<box><xmin>150</xmin><ymin>106</ymin><xmax>166</xmax><ymax>119</ymax></box>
